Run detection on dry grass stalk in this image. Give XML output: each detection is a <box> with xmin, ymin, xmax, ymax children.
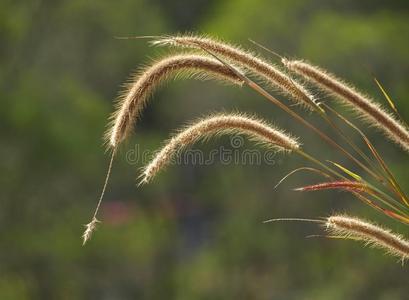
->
<box><xmin>326</xmin><ymin>215</ymin><xmax>409</xmax><ymax>261</ymax></box>
<box><xmin>152</xmin><ymin>35</ymin><xmax>317</xmax><ymax>109</ymax></box>
<box><xmin>107</xmin><ymin>54</ymin><xmax>244</xmax><ymax>148</ymax></box>
<box><xmin>82</xmin><ymin>147</ymin><xmax>116</xmax><ymax>245</ymax></box>
<box><xmin>141</xmin><ymin>113</ymin><xmax>300</xmax><ymax>183</ymax></box>
<box><xmin>283</xmin><ymin>59</ymin><xmax>409</xmax><ymax>152</ymax></box>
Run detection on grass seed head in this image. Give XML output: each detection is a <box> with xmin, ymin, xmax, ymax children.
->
<box><xmin>107</xmin><ymin>53</ymin><xmax>244</xmax><ymax>148</ymax></box>
<box><xmin>141</xmin><ymin>113</ymin><xmax>300</xmax><ymax>183</ymax></box>
<box><xmin>326</xmin><ymin>215</ymin><xmax>409</xmax><ymax>262</ymax></box>
<box><xmin>284</xmin><ymin>59</ymin><xmax>409</xmax><ymax>152</ymax></box>
<box><xmin>153</xmin><ymin>34</ymin><xmax>318</xmax><ymax>110</ymax></box>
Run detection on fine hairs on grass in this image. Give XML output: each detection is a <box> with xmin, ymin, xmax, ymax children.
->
<box><xmin>107</xmin><ymin>53</ymin><xmax>244</xmax><ymax>148</ymax></box>
<box><xmin>283</xmin><ymin>59</ymin><xmax>409</xmax><ymax>152</ymax></box>
<box><xmin>326</xmin><ymin>215</ymin><xmax>409</xmax><ymax>262</ymax></box>
<box><xmin>152</xmin><ymin>34</ymin><xmax>318</xmax><ymax>110</ymax></box>
<box><xmin>140</xmin><ymin>113</ymin><xmax>300</xmax><ymax>183</ymax></box>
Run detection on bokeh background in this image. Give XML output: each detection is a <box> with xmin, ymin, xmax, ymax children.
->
<box><xmin>1</xmin><ymin>0</ymin><xmax>409</xmax><ymax>299</ymax></box>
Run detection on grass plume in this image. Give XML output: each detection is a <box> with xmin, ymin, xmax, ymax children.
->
<box><xmin>152</xmin><ymin>34</ymin><xmax>318</xmax><ymax>110</ymax></box>
<box><xmin>283</xmin><ymin>59</ymin><xmax>409</xmax><ymax>152</ymax></box>
<box><xmin>107</xmin><ymin>53</ymin><xmax>244</xmax><ymax>148</ymax></box>
<box><xmin>326</xmin><ymin>215</ymin><xmax>409</xmax><ymax>262</ymax></box>
<box><xmin>140</xmin><ymin>113</ymin><xmax>300</xmax><ymax>183</ymax></box>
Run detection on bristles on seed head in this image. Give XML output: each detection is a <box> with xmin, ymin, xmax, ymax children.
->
<box><xmin>107</xmin><ymin>54</ymin><xmax>244</xmax><ymax>148</ymax></box>
<box><xmin>326</xmin><ymin>215</ymin><xmax>409</xmax><ymax>262</ymax></box>
<box><xmin>153</xmin><ymin>34</ymin><xmax>318</xmax><ymax>110</ymax></box>
<box><xmin>283</xmin><ymin>59</ymin><xmax>409</xmax><ymax>152</ymax></box>
<box><xmin>141</xmin><ymin>113</ymin><xmax>300</xmax><ymax>183</ymax></box>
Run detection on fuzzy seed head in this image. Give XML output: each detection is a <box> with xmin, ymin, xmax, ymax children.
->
<box><xmin>141</xmin><ymin>113</ymin><xmax>300</xmax><ymax>183</ymax></box>
<box><xmin>326</xmin><ymin>215</ymin><xmax>409</xmax><ymax>262</ymax></box>
<box><xmin>107</xmin><ymin>54</ymin><xmax>244</xmax><ymax>148</ymax></box>
<box><xmin>284</xmin><ymin>59</ymin><xmax>409</xmax><ymax>152</ymax></box>
<box><xmin>153</xmin><ymin>35</ymin><xmax>318</xmax><ymax>110</ymax></box>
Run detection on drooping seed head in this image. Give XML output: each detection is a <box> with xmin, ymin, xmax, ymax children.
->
<box><xmin>283</xmin><ymin>59</ymin><xmax>409</xmax><ymax>152</ymax></box>
<box><xmin>107</xmin><ymin>54</ymin><xmax>244</xmax><ymax>148</ymax></box>
<box><xmin>141</xmin><ymin>113</ymin><xmax>300</xmax><ymax>183</ymax></box>
<box><xmin>326</xmin><ymin>215</ymin><xmax>409</xmax><ymax>262</ymax></box>
<box><xmin>153</xmin><ymin>34</ymin><xmax>318</xmax><ymax>110</ymax></box>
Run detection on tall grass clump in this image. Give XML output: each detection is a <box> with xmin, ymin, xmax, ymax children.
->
<box><xmin>83</xmin><ymin>33</ymin><xmax>409</xmax><ymax>265</ymax></box>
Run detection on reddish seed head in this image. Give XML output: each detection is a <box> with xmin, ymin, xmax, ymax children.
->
<box><xmin>294</xmin><ymin>181</ymin><xmax>367</xmax><ymax>192</ymax></box>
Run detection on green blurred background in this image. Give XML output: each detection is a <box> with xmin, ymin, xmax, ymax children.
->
<box><xmin>1</xmin><ymin>0</ymin><xmax>409</xmax><ymax>299</ymax></box>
